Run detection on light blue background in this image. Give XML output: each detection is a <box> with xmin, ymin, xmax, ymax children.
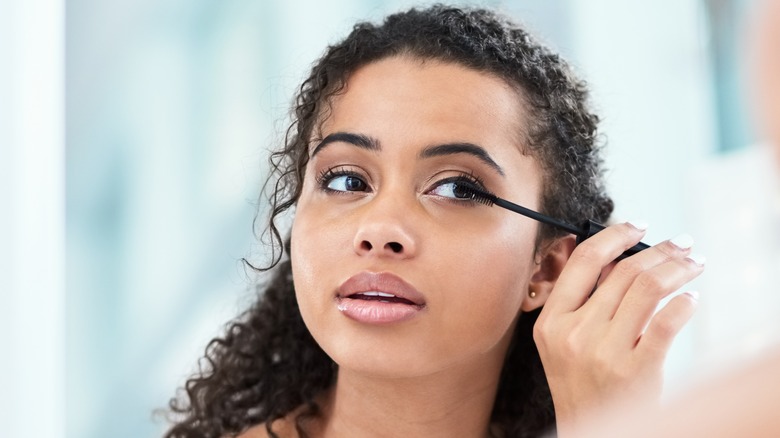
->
<box><xmin>1</xmin><ymin>0</ymin><xmax>764</xmax><ymax>437</ymax></box>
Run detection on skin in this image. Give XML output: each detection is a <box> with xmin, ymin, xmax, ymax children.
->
<box><xmin>572</xmin><ymin>348</ymin><xmax>780</xmax><ymax>438</ymax></box>
<box><xmin>240</xmin><ymin>56</ymin><xmax>704</xmax><ymax>438</ymax></box>
<box><xmin>570</xmin><ymin>1</ymin><xmax>780</xmax><ymax>436</ymax></box>
<box><xmin>291</xmin><ymin>56</ymin><xmax>554</xmax><ymax>437</ymax></box>
<box><xmin>537</xmin><ymin>223</ymin><xmax>703</xmax><ymax>435</ymax></box>
<box><xmin>751</xmin><ymin>0</ymin><xmax>780</xmax><ymax>156</ymax></box>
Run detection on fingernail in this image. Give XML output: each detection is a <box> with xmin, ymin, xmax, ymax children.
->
<box><xmin>685</xmin><ymin>291</ymin><xmax>700</xmax><ymax>301</ymax></box>
<box><xmin>686</xmin><ymin>253</ymin><xmax>706</xmax><ymax>266</ymax></box>
<box><xmin>627</xmin><ymin>219</ymin><xmax>649</xmax><ymax>231</ymax></box>
<box><xmin>670</xmin><ymin>233</ymin><xmax>695</xmax><ymax>249</ymax></box>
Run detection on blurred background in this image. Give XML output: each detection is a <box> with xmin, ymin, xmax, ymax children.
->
<box><xmin>2</xmin><ymin>0</ymin><xmax>775</xmax><ymax>436</ymax></box>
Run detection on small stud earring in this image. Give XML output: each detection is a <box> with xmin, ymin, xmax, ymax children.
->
<box><xmin>529</xmin><ymin>290</ymin><xmax>537</xmax><ymax>298</ymax></box>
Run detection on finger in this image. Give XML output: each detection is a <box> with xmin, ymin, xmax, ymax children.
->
<box><xmin>598</xmin><ymin>261</ymin><xmax>618</xmax><ymax>283</ymax></box>
<box><xmin>610</xmin><ymin>255</ymin><xmax>704</xmax><ymax>344</ymax></box>
<box><xmin>543</xmin><ymin>221</ymin><xmax>647</xmax><ymax>314</ymax></box>
<box><xmin>635</xmin><ymin>291</ymin><xmax>699</xmax><ymax>361</ymax></box>
<box><xmin>587</xmin><ymin>235</ymin><xmax>695</xmax><ymax>320</ymax></box>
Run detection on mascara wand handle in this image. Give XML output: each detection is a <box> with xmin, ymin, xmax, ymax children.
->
<box><xmin>575</xmin><ymin>220</ymin><xmax>650</xmax><ymax>260</ymax></box>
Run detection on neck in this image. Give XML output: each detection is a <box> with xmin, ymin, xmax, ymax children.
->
<box><xmin>314</xmin><ymin>341</ymin><xmax>511</xmax><ymax>438</ymax></box>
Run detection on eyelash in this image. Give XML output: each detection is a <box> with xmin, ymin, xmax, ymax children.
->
<box><xmin>430</xmin><ymin>174</ymin><xmax>487</xmax><ymax>204</ymax></box>
<box><xmin>314</xmin><ymin>166</ymin><xmax>488</xmax><ymax>204</ymax></box>
<box><xmin>315</xmin><ymin>167</ymin><xmax>367</xmax><ymax>194</ymax></box>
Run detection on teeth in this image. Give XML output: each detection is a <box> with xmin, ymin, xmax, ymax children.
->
<box><xmin>361</xmin><ymin>291</ymin><xmax>395</xmax><ymax>298</ymax></box>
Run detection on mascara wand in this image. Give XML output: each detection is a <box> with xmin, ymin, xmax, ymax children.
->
<box><xmin>466</xmin><ymin>187</ymin><xmax>649</xmax><ymax>259</ymax></box>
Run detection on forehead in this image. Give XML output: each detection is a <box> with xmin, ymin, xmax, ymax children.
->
<box><xmin>313</xmin><ymin>56</ymin><xmax>542</xmax><ymax>201</ymax></box>
<box><xmin>319</xmin><ymin>56</ymin><xmax>529</xmax><ymax>152</ymax></box>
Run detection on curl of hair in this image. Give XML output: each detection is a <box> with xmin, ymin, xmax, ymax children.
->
<box><xmin>165</xmin><ymin>4</ymin><xmax>613</xmax><ymax>438</ymax></box>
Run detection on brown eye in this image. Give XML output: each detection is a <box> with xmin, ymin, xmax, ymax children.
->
<box><xmin>428</xmin><ymin>177</ymin><xmax>482</xmax><ymax>201</ymax></box>
<box><xmin>326</xmin><ymin>174</ymin><xmax>368</xmax><ymax>192</ymax></box>
<box><xmin>452</xmin><ymin>183</ymin><xmax>473</xmax><ymax>199</ymax></box>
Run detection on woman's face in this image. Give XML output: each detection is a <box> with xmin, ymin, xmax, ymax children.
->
<box><xmin>291</xmin><ymin>56</ymin><xmax>545</xmax><ymax>378</ymax></box>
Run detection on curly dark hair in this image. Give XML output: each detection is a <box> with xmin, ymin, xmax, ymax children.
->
<box><xmin>164</xmin><ymin>4</ymin><xmax>613</xmax><ymax>438</ymax></box>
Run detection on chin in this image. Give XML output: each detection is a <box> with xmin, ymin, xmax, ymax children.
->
<box><xmin>334</xmin><ymin>350</ymin><xmax>444</xmax><ymax>379</ymax></box>
<box><xmin>314</xmin><ymin>325</ymin><xmax>447</xmax><ymax>378</ymax></box>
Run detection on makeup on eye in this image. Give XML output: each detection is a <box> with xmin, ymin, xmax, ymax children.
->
<box><xmin>425</xmin><ymin>174</ymin><xmax>489</xmax><ymax>204</ymax></box>
<box><xmin>315</xmin><ymin>166</ymin><xmax>371</xmax><ymax>194</ymax></box>
<box><xmin>314</xmin><ymin>164</ymin><xmax>492</xmax><ymax>204</ymax></box>
<box><xmin>309</xmin><ymin>132</ymin><xmax>511</xmax><ymax>204</ymax></box>
<box><xmin>310</xmin><ymin>131</ymin><xmax>506</xmax><ymax>179</ymax></box>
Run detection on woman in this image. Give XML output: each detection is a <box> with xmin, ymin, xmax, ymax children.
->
<box><xmin>165</xmin><ymin>5</ymin><xmax>704</xmax><ymax>437</ymax></box>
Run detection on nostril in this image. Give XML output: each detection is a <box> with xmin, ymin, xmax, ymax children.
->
<box><xmin>361</xmin><ymin>241</ymin><xmax>373</xmax><ymax>251</ymax></box>
<box><xmin>387</xmin><ymin>242</ymin><xmax>403</xmax><ymax>253</ymax></box>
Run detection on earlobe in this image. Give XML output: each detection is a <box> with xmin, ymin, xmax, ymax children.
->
<box><xmin>522</xmin><ymin>235</ymin><xmax>577</xmax><ymax>312</ymax></box>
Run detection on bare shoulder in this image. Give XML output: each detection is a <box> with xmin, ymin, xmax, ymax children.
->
<box><xmin>235</xmin><ymin>395</ymin><xmax>328</xmax><ymax>438</ymax></box>
<box><xmin>234</xmin><ymin>423</ymin><xmax>270</xmax><ymax>438</ymax></box>
<box><xmin>234</xmin><ymin>424</ymin><xmax>270</xmax><ymax>438</ymax></box>
<box><xmin>234</xmin><ymin>417</ymin><xmax>298</xmax><ymax>438</ymax></box>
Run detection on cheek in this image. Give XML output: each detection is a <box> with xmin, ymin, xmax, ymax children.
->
<box><xmin>290</xmin><ymin>216</ymin><xmax>324</xmax><ymax>342</ymax></box>
<box><xmin>289</xmin><ymin>198</ymin><xmax>351</xmax><ymax>324</ymax></box>
<box><xmin>290</xmin><ymin>205</ymin><xmax>326</xmax><ymax>288</ymax></box>
<box><xmin>288</xmin><ymin>185</ymin><xmax>540</xmax><ymax>374</ymax></box>
<box><xmin>432</xmin><ymin>220</ymin><xmax>537</xmax><ymax>354</ymax></box>
<box><xmin>484</xmin><ymin>239</ymin><xmax>534</xmax><ymax>305</ymax></box>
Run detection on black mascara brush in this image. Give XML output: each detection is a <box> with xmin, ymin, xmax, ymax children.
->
<box><xmin>464</xmin><ymin>186</ymin><xmax>649</xmax><ymax>259</ymax></box>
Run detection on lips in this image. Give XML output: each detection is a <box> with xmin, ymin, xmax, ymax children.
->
<box><xmin>335</xmin><ymin>271</ymin><xmax>426</xmax><ymax>324</ymax></box>
<box><xmin>337</xmin><ymin>271</ymin><xmax>426</xmax><ymax>306</ymax></box>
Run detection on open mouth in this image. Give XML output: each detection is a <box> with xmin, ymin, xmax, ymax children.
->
<box><xmin>336</xmin><ymin>272</ymin><xmax>426</xmax><ymax>324</ymax></box>
<box><xmin>346</xmin><ymin>291</ymin><xmax>418</xmax><ymax>305</ymax></box>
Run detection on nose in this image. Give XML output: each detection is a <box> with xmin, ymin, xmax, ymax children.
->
<box><xmin>353</xmin><ymin>196</ymin><xmax>418</xmax><ymax>259</ymax></box>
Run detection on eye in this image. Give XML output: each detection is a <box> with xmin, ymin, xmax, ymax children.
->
<box><xmin>328</xmin><ymin>174</ymin><xmax>367</xmax><ymax>192</ymax></box>
<box><xmin>316</xmin><ymin>168</ymin><xmax>370</xmax><ymax>193</ymax></box>
<box><xmin>428</xmin><ymin>176</ymin><xmax>483</xmax><ymax>201</ymax></box>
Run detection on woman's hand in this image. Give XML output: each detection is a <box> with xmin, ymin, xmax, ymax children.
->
<box><xmin>533</xmin><ymin>221</ymin><xmax>705</xmax><ymax>436</ymax></box>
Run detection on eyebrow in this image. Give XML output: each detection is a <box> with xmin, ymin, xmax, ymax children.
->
<box><xmin>311</xmin><ymin>132</ymin><xmax>380</xmax><ymax>157</ymax></box>
<box><xmin>311</xmin><ymin>131</ymin><xmax>504</xmax><ymax>176</ymax></box>
<box><xmin>420</xmin><ymin>143</ymin><xmax>505</xmax><ymax>176</ymax></box>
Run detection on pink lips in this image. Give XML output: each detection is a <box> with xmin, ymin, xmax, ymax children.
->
<box><xmin>336</xmin><ymin>271</ymin><xmax>426</xmax><ymax>324</ymax></box>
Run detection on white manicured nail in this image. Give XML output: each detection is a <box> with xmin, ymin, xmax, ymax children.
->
<box><xmin>626</xmin><ymin>219</ymin><xmax>649</xmax><ymax>231</ymax></box>
<box><xmin>685</xmin><ymin>291</ymin><xmax>700</xmax><ymax>301</ymax></box>
<box><xmin>670</xmin><ymin>233</ymin><xmax>695</xmax><ymax>249</ymax></box>
<box><xmin>686</xmin><ymin>253</ymin><xmax>706</xmax><ymax>266</ymax></box>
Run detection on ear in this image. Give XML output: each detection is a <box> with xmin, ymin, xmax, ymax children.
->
<box><xmin>522</xmin><ymin>235</ymin><xmax>577</xmax><ymax>312</ymax></box>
